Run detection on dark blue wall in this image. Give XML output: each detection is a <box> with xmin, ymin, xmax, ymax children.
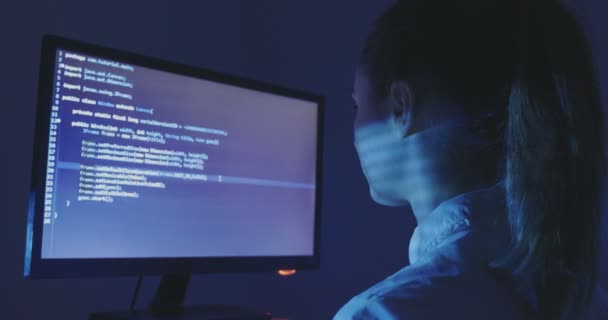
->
<box><xmin>2</xmin><ymin>1</ymin><xmax>606</xmax><ymax>319</ymax></box>
<box><xmin>579</xmin><ymin>0</ymin><xmax>608</xmax><ymax>293</ymax></box>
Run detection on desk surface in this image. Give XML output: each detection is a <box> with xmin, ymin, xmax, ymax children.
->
<box><xmin>90</xmin><ymin>307</ymin><xmax>287</xmax><ymax>320</ymax></box>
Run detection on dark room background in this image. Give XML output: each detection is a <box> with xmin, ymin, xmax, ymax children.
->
<box><xmin>2</xmin><ymin>1</ymin><xmax>607</xmax><ymax>319</ymax></box>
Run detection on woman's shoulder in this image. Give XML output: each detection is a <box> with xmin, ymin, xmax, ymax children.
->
<box><xmin>334</xmin><ymin>258</ymin><xmax>535</xmax><ymax>320</ymax></box>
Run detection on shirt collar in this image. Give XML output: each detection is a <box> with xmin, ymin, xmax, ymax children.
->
<box><xmin>408</xmin><ymin>181</ymin><xmax>508</xmax><ymax>265</ymax></box>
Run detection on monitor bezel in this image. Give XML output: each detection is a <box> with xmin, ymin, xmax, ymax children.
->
<box><xmin>25</xmin><ymin>34</ymin><xmax>324</xmax><ymax>278</ymax></box>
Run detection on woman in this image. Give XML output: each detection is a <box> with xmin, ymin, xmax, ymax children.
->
<box><xmin>335</xmin><ymin>0</ymin><xmax>607</xmax><ymax>319</ymax></box>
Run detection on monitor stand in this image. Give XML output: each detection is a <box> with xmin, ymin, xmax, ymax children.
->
<box><xmin>89</xmin><ymin>274</ymin><xmax>273</xmax><ymax>320</ymax></box>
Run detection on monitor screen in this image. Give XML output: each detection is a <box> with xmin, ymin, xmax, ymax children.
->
<box><xmin>25</xmin><ymin>35</ymin><xmax>323</xmax><ymax>277</ymax></box>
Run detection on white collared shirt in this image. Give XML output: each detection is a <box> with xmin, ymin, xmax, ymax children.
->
<box><xmin>333</xmin><ymin>182</ymin><xmax>608</xmax><ymax>319</ymax></box>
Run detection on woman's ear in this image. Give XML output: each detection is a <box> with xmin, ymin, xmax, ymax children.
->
<box><xmin>389</xmin><ymin>81</ymin><xmax>415</xmax><ymax>137</ymax></box>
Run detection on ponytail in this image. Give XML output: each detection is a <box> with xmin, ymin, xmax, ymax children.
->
<box><xmin>496</xmin><ymin>1</ymin><xmax>606</xmax><ymax>318</ymax></box>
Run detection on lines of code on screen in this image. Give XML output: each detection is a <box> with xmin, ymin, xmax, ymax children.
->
<box><xmin>41</xmin><ymin>49</ymin><xmax>318</xmax><ymax>259</ymax></box>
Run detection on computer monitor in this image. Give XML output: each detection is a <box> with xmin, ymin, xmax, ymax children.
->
<box><xmin>25</xmin><ymin>35</ymin><xmax>323</xmax><ymax>281</ymax></box>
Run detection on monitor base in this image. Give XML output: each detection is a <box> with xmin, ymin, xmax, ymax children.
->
<box><xmin>89</xmin><ymin>304</ymin><xmax>273</xmax><ymax>320</ymax></box>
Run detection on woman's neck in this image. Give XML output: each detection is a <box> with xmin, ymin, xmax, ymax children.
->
<box><xmin>394</xmin><ymin>120</ymin><xmax>498</xmax><ymax>224</ymax></box>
